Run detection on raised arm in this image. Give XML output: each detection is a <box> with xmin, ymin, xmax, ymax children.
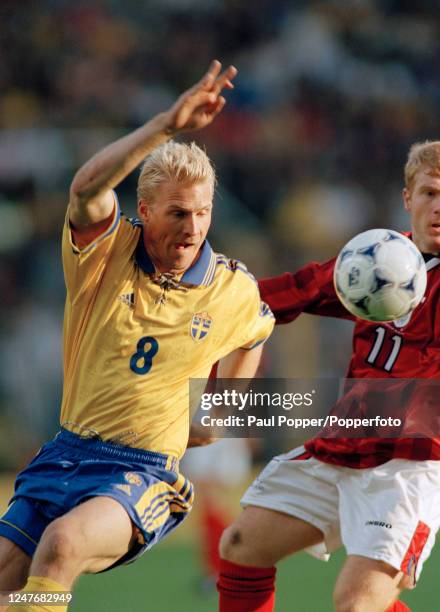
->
<box><xmin>69</xmin><ymin>60</ymin><xmax>237</xmax><ymax>230</ymax></box>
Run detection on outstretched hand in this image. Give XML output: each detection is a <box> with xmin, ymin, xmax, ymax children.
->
<box><xmin>164</xmin><ymin>60</ymin><xmax>237</xmax><ymax>134</ymax></box>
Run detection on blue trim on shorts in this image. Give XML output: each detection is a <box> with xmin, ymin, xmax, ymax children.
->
<box><xmin>0</xmin><ymin>430</ymin><xmax>191</xmax><ymax>569</ymax></box>
<box><xmin>0</xmin><ymin>498</ymin><xmax>50</xmax><ymax>557</ymax></box>
<box><xmin>0</xmin><ymin>520</ymin><xmax>35</xmax><ymax>557</ymax></box>
<box><xmin>54</xmin><ymin>428</ymin><xmax>179</xmax><ymax>471</ymax></box>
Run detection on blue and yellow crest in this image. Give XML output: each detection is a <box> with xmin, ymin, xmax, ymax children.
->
<box><xmin>124</xmin><ymin>472</ymin><xmax>142</xmax><ymax>486</ymax></box>
<box><xmin>191</xmin><ymin>311</ymin><xmax>213</xmax><ymax>341</ymax></box>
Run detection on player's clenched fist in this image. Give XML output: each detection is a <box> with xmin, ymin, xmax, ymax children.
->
<box><xmin>163</xmin><ymin>59</ymin><xmax>238</xmax><ymax>134</ymax></box>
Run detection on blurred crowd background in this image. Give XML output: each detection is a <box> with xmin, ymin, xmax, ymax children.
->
<box><xmin>1</xmin><ymin>0</ymin><xmax>440</xmax><ymax>467</ymax></box>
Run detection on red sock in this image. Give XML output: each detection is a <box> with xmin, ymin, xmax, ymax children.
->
<box><xmin>217</xmin><ymin>558</ymin><xmax>276</xmax><ymax>612</ymax></box>
<box><xmin>386</xmin><ymin>602</ymin><xmax>411</xmax><ymax>611</ymax></box>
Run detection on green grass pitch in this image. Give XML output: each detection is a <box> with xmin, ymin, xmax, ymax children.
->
<box><xmin>70</xmin><ymin>538</ymin><xmax>438</xmax><ymax>611</ymax></box>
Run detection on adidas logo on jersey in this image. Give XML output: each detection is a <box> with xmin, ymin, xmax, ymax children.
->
<box><xmin>119</xmin><ymin>293</ymin><xmax>135</xmax><ymax>308</ymax></box>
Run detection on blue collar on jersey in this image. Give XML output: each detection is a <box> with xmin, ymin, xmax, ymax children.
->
<box><xmin>135</xmin><ymin>233</ymin><xmax>217</xmax><ymax>286</ymax></box>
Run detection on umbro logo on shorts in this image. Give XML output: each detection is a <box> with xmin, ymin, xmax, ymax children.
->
<box><xmin>365</xmin><ymin>520</ymin><xmax>392</xmax><ymax>529</ymax></box>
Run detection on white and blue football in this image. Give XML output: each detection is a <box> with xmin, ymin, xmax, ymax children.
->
<box><xmin>334</xmin><ymin>229</ymin><xmax>427</xmax><ymax>322</ymax></box>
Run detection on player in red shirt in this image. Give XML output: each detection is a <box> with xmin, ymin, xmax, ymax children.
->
<box><xmin>217</xmin><ymin>141</ymin><xmax>440</xmax><ymax>612</ymax></box>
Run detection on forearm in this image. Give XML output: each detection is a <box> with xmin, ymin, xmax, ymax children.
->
<box><xmin>70</xmin><ymin>113</ymin><xmax>171</xmax><ymax>206</ymax></box>
<box><xmin>217</xmin><ymin>345</ymin><xmax>263</xmax><ymax>379</ymax></box>
<box><xmin>188</xmin><ymin>346</ymin><xmax>263</xmax><ymax>447</ymax></box>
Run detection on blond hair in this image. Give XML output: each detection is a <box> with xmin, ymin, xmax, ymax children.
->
<box><xmin>405</xmin><ymin>140</ymin><xmax>440</xmax><ymax>189</ymax></box>
<box><xmin>137</xmin><ymin>140</ymin><xmax>216</xmax><ymax>202</ymax></box>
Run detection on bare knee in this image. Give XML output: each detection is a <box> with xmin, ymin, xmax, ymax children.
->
<box><xmin>219</xmin><ymin>522</ymin><xmax>279</xmax><ymax>567</ymax></box>
<box><xmin>333</xmin><ymin>587</ymin><xmax>366</xmax><ymax>612</ymax></box>
<box><xmin>333</xmin><ymin>557</ymin><xmax>401</xmax><ymax>612</ymax></box>
<box><xmin>35</xmin><ymin>519</ymin><xmax>82</xmax><ymax>572</ymax></box>
<box><xmin>220</xmin><ymin>506</ymin><xmax>323</xmax><ymax>567</ymax></box>
<box><xmin>333</xmin><ymin>590</ymin><xmax>393</xmax><ymax>612</ymax></box>
<box><xmin>333</xmin><ymin>582</ymin><xmax>377</xmax><ymax>612</ymax></box>
<box><xmin>219</xmin><ymin>524</ymin><xmax>247</xmax><ymax>562</ymax></box>
<box><xmin>219</xmin><ymin>507</ymin><xmax>269</xmax><ymax>565</ymax></box>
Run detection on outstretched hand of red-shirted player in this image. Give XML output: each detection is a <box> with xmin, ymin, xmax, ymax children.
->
<box><xmin>163</xmin><ymin>60</ymin><xmax>237</xmax><ymax>134</ymax></box>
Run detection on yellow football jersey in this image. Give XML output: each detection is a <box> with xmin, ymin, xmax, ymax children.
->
<box><xmin>61</xmin><ymin>193</ymin><xmax>274</xmax><ymax>458</ymax></box>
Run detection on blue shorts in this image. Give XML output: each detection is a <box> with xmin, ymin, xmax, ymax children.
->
<box><xmin>0</xmin><ymin>429</ymin><xmax>193</xmax><ymax>569</ymax></box>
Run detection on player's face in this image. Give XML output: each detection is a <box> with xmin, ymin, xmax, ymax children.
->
<box><xmin>403</xmin><ymin>166</ymin><xmax>440</xmax><ymax>254</ymax></box>
<box><xmin>139</xmin><ymin>179</ymin><xmax>213</xmax><ymax>274</ymax></box>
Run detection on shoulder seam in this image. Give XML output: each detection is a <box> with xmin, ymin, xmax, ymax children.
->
<box><xmin>215</xmin><ymin>254</ymin><xmax>256</xmax><ymax>283</ymax></box>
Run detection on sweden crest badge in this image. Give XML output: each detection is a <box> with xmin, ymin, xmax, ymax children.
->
<box><xmin>191</xmin><ymin>312</ymin><xmax>213</xmax><ymax>341</ymax></box>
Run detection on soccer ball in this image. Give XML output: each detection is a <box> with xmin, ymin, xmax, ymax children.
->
<box><xmin>334</xmin><ymin>229</ymin><xmax>427</xmax><ymax>322</ymax></box>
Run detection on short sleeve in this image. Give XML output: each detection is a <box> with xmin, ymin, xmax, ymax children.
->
<box><xmin>239</xmin><ymin>283</ymin><xmax>275</xmax><ymax>349</ymax></box>
<box><xmin>62</xmin><ymin>191</ymin><xmax>137</xmax><ymax>301</ymax></box>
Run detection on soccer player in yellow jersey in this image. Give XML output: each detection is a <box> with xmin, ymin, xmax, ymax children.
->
<box><xmin>0</xmin><ymin>60</ymin><xmax>274</xmax><ymax>611</ymax></box>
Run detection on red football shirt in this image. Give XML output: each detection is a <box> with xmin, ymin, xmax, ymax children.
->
<box><xmin>258</xmin><ymin>253</ymin><xmax>440</xmax><ymax>468</ymax></box>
